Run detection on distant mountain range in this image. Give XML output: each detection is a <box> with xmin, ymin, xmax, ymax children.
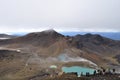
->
<box><xmin>0</xmin><ymin>34</ymin><xmax>17</xmax><ymax>40</ymax></box>
<box><xmin>60</xmin><ymin>32</ymin><xmax>120</xmax><ymax>40</ymax></box>
<box><xmin>0</xmin><ymin>29</ymin><xmax>120</xmax><ymax>80</ymax></box>
<box><xmin>4</xmin><ymin>32</ymin><xmax>120</xmax><ymax>40</ymax></box>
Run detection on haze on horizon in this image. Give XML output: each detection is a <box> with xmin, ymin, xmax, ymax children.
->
<box><xmin>0</xmin><ymin>0</ymin><xmax>120</xmax><ymax>33</ymax></box>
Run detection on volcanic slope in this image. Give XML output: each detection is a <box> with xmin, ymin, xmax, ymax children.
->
<box><xmin>0</xmin><ymin>30</ymin><xmax>120</xmax><ymax>65</ymax></box>
<box><xmin>0</xmin><ymin>29</ymin><xmax>120</xmax><ymax>79</ymax></box>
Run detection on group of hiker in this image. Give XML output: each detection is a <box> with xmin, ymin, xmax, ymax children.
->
<box><xmin>83</xmin><ymin>68</ymin><xmax>117</xmax><ymax>77</ymax></box>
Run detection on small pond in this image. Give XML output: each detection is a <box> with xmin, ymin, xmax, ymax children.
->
<box><xmin>62</xmin><ymin>66</ymin><xmax>95</xmax><ymax>77</ymax></box>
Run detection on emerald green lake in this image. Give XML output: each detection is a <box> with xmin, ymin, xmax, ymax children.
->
<box><xmin>62</xmin><ymin>66</ymin><xmax>95</xmax><ymax>77</ymax></box>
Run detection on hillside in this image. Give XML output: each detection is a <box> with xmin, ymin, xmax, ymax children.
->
<box><xmin>0</xmin><ymin>29</ymin><xmax>120</xmax><ymax>80</ymax></box>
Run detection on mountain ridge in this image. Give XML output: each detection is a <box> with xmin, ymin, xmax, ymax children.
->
<box><xmin>0</xmin><ymin>29</ymin><xmax>120</xmax><ymax>80</ymax></box>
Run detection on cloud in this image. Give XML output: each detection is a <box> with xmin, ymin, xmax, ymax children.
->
<box><xmin>0</xmin><ymin>0</ymin><xmax>120</xmax><ymax>32</ymax></box>
<box><xmin>0</xmin><ymin>25</ymin><xmax>119</xmax><ymax>33</ymax></box>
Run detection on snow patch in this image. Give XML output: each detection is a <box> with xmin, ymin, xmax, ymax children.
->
<box><xmin>0</xmin><ymin>37</ymin><xmax>10</xmax><ymax>40</ymax></box>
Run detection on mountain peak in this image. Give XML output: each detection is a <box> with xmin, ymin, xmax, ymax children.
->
<box><xmin>43</xmin><ymin>29</ymin><xmax>56</xmax><ymax>33</ymax></box>
<box><xmin>21</xmin><ymin>29</ymin><xmax>64</xmax><ymax>44</ymax></box>
<box><xmin>41</xmin><ymin>29</ymin><xmax>59</xmax><ymax>35</ymax></box>
<box><xmin>25</xmin><ymin>29</ymin><xmax>63</xmax><ymax>37</ymax></box>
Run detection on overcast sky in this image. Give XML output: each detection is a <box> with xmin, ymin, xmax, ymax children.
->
<box><xmin>0</xmin><ymin>0</ymin><xmax>120</xmax><ymax>33</ymax></box>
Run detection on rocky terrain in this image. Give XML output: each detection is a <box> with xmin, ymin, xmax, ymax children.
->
<box><xmin>0</xmin><ymin>29</ymin><xmax>120</xmax><ymax>80</ymax></box>
<box><xmin>44</xmin><ymin>73</ymin><xmax>120</xmax><ymax>80</ymax></box>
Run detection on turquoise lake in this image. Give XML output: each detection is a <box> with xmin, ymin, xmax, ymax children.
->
<box><xmin>62</xmin><ymin>66</ymin><xmax>95</xmax><ymax>77</ymax></box>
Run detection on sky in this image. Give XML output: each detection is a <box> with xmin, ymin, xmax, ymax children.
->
<box><xmin>0</xmin><ymin>0</ymin><xmax>120</xmax><ymax>33</ymax></box>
